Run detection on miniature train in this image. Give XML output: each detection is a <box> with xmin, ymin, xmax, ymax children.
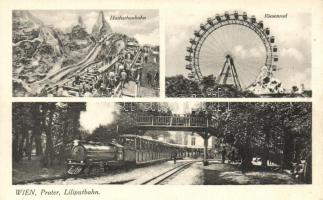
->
<box><xmin>66</xmin><ymin>134</ymin><xmax>203</xmax><ymax>175</ymax></box>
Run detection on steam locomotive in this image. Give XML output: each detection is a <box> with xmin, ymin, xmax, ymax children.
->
<box><xmin>66</xmin><ymin>135</ymin><xmax>203</xmax><ymax>175</ymax></box>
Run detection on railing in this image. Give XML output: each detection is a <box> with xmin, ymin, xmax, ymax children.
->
<box><xmin>135</xmin><ymin>115</ymin><xmax>213</xmax><ymax>128</ymax></box>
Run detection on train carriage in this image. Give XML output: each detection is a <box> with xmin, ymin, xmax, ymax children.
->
<box><xmin>118</xmin><ymin>134</ymin><xmax>177</xmax><ymax>164</ymax></box>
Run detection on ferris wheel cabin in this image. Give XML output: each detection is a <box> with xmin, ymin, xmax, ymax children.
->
<box><xmin>200</xmin><ymin>23</ymin><xmax>207</xmax><ymax>31</ymax></box>
<box><xmin>186</xmin><ymin>64</ymin><xmax>192</xmax><ymax>70</ymax></box>
<box><xmin>234</xmin><ymin>11</ymin><xmax>239</xmax><ymax>19</ymax></box>
<box><xmin>188</xmin><ymin>72</ymin><xmax>195</xmax><ymax>79</ymax></box>
<box><xmin>189</xmin><ymin>38</ymin><xmax>197</xmax><ymax>45</ymax></box>
<box><xmin>270</xmin><ymin>36</ymin><xmax>275</xmax><ymax>43</ymax></box>
<box><xmin>250</xmin><ymin>15</ymin><xmax>256</xmax><ymax>23</ymax></box>
<box><xmin>216</xmin><ymin>14</ymin><xmax>222</xmax><ymax>22</ymax></box>
<box><xmin>224</xmin><ymin>11</ymin><xmax>230</xmax><ymax>20</ymax></box>
<box><xmin>273</xmin><ymin>55</ymin><xmax>279</xmax><ymax>62</ymax></box>
<box><xmin>194</xmin><ymin>30</ymin><xmax>201</xmax><ymax>37</ymax></box>
<box><xmin>185</xmin><ymin>55</ymin><xmax>192</xmax><ymax>62</ymax></box>
<box><xmin>207</xmin><ymin>17</ymin><xmax>215</xmax><ymax>25</ymax></box>
<box><xmin>242</xmin><ymin>12</ymin><xmax>248</xmax><ymax>20</ymax></box>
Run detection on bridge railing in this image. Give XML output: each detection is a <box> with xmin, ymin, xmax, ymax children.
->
<box><xmin>135</xmin><ymin>115</ymin><xmax>210</xmax><ymax>127</ymax></box>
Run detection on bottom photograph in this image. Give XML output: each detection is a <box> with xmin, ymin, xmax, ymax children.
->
<box><xmin>12</xmin><ymin>101</ymin><xmax>311</xmax><ymax>185</ymax></box>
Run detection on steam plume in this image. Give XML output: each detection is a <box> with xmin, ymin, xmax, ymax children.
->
<box><xmin>80</xmin><ymin>102</ymin><xmax>120</xmax><ymax>133</ymax></box>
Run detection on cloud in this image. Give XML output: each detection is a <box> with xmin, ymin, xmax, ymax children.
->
<box><xmin>249</xmin><ymin>48</ymin><xmax>263</xmax><ymax>58</ymax></box>
<box><xmin>167</xmin><ymin>102</ymin><xmax>201</xmax><ymax>114</ymax></box>
<box><xmin>285</xmin><ymin>67</ymin><xmax>311</xmax><ymax>89</ymax></box>
<box><xmin>233</xmin><ymin>45</ymin><xmax>247</xmax><ymax>58</ymax></box>
<box><xmin>280</xmin><ymin>48</ymin><xmax>304</xmax><ymax>62</ymax></box>
<box><xmin>232</xmin><ymin>45</ymin><xmax>265</xmax><ymax>59</ymax></box>
<box><xmin>133</xmin><ymin>28</ymin><xmax>159</xmax><ymax>45</ymax></box>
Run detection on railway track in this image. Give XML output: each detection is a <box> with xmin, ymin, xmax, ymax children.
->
<box><xmin>141</xmin><ymin>161</ymin><xmax>195</xmax><ymax>185</ymax></box>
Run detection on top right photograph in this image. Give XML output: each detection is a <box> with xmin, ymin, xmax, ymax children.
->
<box><xmin>165</xmin><ymin>10</ymin><xmax>311</xmax><ymax>98</ymax></box>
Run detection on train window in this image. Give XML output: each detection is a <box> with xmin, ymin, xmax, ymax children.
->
<box><xmin>191</xmin><ymin>137</ymin><xmax>196</xmax><ymax>146</ymax></box>
<box><xmin>143</xmin><ymin>141</ymin><xmax>147</xmax><ymax>150</ymax></box>
<box><xmin>136</xmin><ymin>138</ymin><xmax>140</xmax><ymax>150</ymax></box>
<box><xmin>125</xmin><ymin>138</ymin><xmax>135</xmax><ymax>147</ymax></box>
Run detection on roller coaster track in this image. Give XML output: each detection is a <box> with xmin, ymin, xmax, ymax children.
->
<box><xmin>47</xmin><ymin>44</ymin><xmax>102</xmax><ymax>82</ymax></box>
<box><xmin>46</xmin><ymin>36</ymin><xmax>125</xmax><ymax>84</ymax></box>
<box><xmin>129</xmin><ymin>49</ymin><xmax>142</xmax><ymax>68</ymax></box>
<box><xmin>30</xmin><ymin>35</ymin><xmax>114</xmax><ymax>90</ymax></box>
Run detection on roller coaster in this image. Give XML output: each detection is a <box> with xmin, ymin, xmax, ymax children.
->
<box><xmin>33</xmin><ymin>33</ymin><xmax>150</xmax><ymax>97</ymax></box>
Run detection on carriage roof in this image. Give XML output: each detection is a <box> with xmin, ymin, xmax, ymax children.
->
<box><xmin>118</xmin><ymin>134</ymin><xmax>202</xmax><ymax>150</ymax></box>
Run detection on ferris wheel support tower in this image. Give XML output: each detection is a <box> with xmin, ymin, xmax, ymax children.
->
<box><xmin>217</xmin><ymin>54</ymin><xmax>242</xmax><ymax>90</ymax></box>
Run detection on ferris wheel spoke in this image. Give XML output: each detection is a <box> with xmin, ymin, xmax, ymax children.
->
<box><xmin>207</xmin><ymin>32</ymin><xmax>226</xmax><ymax>53</ymax></box>
<box><xmin>234</xmin><ymin>65</ymin><xmax>254</xmax><ymax>87</ymax></box>
<box><xmin>236</xmin><ymin>67</ymin><xmax>257</xmax><ymax>82</ymax></box>
<box><xmin>202</xmin><ymin>39</ymin><xmax>221</xmax><ymax>55</ymax></box>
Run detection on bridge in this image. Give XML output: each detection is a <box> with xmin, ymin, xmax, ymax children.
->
<box><xmin>132</xmin><ymin>115</ymin><xmax>219</xmax><ymax>165</ymax></box>
<box><xmin>132</xmin><ymin>115</ymin><xmax>284</xmax><ymax>166</ymax></box>
<box><xmin>134</xmin><ymin>115</ymin><xmax>217</xmax><ymax>132</ymax></box>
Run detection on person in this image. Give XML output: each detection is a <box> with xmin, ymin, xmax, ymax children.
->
<box><xmin>231</xmin><ymin>149</ymin><xmax>236</xmax><ymax>164</ymax></box>
<box><xmin>118</xmin><ymin>64</ymin><xmax>125</xmax><ymax>74</ymax></box>
<box><xmin>144</xmin><ymin>53</ymin><xmax>148</xmax><ymax>63</ymax></box>
<box><xmin>92</xmin><ymin>89</ymin><xmax>100</xmax><ymax>97</ymax></box>
<box><xmin>146</xmin><ymin>72</ymin><xmax>152</xmax><ymax>85</ymax></box>
<box><xmin>120</xmin><ymin>70</ymin><xmax>127</xmax><ymax>88</ymax></box>
<box><xmin>79</xmin><ymin>82</ymin><xmax>85</xmax><ymax>96</ymax></box>
<box><xmin>108</xmin><ymin>71</ymin><xmax>116</xmax><ymax>89</ymax></box>
<box><xmin>39</xmin><ymin>84</ymin><xmax>49</xmax><ymax>97</ymax></box>
<box><xmin>154</xmin><ymin>72</ymin><xmax>159</xmax><ymax>87</ymax></box>
<box><xmin>55</xmin><ymin>85</ymin><xmax>64</xmax><ymax>97</ymax></box>
<box><xmin>221</xmin><ymin>148</ymin><xmax>227</xmax><ymax>164</ymax></box>
<box><xmin>61</xmin><ymin>87</ymin><xmax>71</xmax><ymax>97</ymax></box>
<box><xmin>83</xmin><ymin>88</ymin><xmax>92</xmax><ymax>97</ymax></box>
<box><xmin>25</xmin><ymin>130</ymin><xmax>33</xmax><ymax>161</ymax></box>
<box><xmin>72</xmin><ymin>74</ymin><xmax>80</xmax><ymax>86</ymax></box>
<box><xmin>292</xmin><ymin>162</ymin><xmax>304</xmax><ymax>183</ymax></box>
<box><xmin>99</xmin><ymin>84</ymin><xmax>107</xmax><ymax>96</ymax></box>
<box><xmin>173</xmin><ymin>151</ymin><xmax>177</xmax><ymax>164</ymax></box>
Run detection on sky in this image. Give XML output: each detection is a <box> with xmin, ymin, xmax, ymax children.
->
<box><xmin>166</xmin><ymin>9</ymin><xmax>311</xmax><ymax>90</ymax></box>
<box><xmin>30</xmin><ymin>10</ymin><xmax>159</xmax><ymax>45</ymax></box>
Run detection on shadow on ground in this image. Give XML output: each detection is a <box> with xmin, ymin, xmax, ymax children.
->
<box><xmin>203</xmin><ymin>163</ymin><xmax>298</xmax><ymax>185</ymax></box>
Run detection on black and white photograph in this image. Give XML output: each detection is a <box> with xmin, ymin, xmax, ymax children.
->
<box><xmin>165</xmin><ymin>10</ymin><xmax>311</xmax><ymax>98</ymax></box>
<box><xmin>12</xmin><ymin>10</ymin><xmax>160</xmax><ymax>97</ymax></box>
<box><xmin>12</xmin><ymin>102</ymin><xmax>311</xmax><ymax>185</ymax></box>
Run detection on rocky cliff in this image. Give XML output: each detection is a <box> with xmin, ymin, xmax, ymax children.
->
<box><xmin>91</xmin><ymin>11</ymin><xmax>113</xmax><ymax>41</ymax></box>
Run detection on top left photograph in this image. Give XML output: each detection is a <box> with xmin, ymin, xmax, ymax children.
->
<box><xmin>12</xmin><ymin>10</ymin><xmax>160</xmax><ymax>97</ymax></box>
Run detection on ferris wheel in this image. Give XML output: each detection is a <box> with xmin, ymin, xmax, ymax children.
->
<box><xmin>185</xmin><ymin>11</ymin><xmax>279</xmax><ymax>89</ymax></box>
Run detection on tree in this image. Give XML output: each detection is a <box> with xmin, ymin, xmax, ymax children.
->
<box><xmin>12</xmin><ymin>102</ymin><xmax>86</xmax><ymax>166</ymax></box>
<box><xmin>201</xmin><ymin>102</ymin><xmax>311</xmax><ymax>171</ymax></box>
